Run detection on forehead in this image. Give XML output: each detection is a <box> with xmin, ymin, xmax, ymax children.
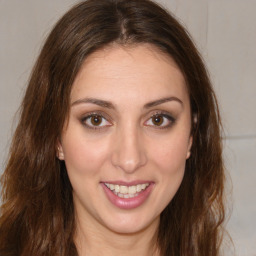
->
<box><xmin>71</xmin><ymin>44</ymin><xmax>189</xmax><ymax>106</ymax></box>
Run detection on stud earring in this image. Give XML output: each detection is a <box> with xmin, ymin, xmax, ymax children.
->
<box><xmin>57</xmin><ymin>147</ymin><xmax>64</xmax><ymax>160</ymax></box>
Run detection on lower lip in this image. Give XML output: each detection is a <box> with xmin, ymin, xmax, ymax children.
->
<box><xmin>101</xmin><ymin>183</ymin><xmax>154</xmax><ymax>209</ymax></box>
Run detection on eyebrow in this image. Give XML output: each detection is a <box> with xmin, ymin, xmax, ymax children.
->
<box><xmin>71</xmin><ymin>98</ymin><xmax>115</xmax><ymax>109</ymax></box>
<box><xmin>71</xmin><ymin>96</ymin><xmax>183</xmax><ymax>109</ymax></box>
<box><xmin>143</xmin><ymin>97</ymin><xmax>183</xmax><ymax>108</ymax></box>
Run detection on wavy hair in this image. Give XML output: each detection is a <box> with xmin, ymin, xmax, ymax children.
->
<box><xmin>0</xmin><ymin>0</ymin><xmax>225</xmax><ymax>255</ymax></box>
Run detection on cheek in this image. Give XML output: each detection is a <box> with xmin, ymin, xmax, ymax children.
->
<box><xmin>150</xmin><ymin>135</ymin><xmax>189</xmax><ymax>174</ymax></box>
<box><xmin>147</xmin><ymin>136</ymin><xmax>189</xmax><ymax>214</ymax></box>
<box><xmin>62</xmin><ymin>132</ymin><xmax>110</xmax><ymax>176</ymax></box>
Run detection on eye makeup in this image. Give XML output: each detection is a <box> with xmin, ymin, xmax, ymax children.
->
<box><xmin>144</xmin><ymin>110</ymin><xmax>176</xmax><ymax>130</ymax></box>
<box><xmin>79</xmin><ymin>111</ymin><xmax>113</xmax><ymax>131</ymax></box>
<box><xmin>78</xmin><ymin>109</ymin><xmax>177</xmax><ymax>133</ymax></box>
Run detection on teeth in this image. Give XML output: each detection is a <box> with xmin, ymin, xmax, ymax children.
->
<box><xmin>129</xmin><ymin>193</ymin><xmax>139</xmax><ymax>198</ymax></box>
<box><xmin>114</xmin><ymin>185</ymin><xmax>120</xmax><ymax>193</ymax></box>
<box><xmin>120</xmin><ymin>185</ymin><xmax>128</xmax><ymax>194</ymax></box>
<box><xmin>128</xmin><ymin>186</ymin><xmax>136</xmax><ymax>194</ymax></box>
<box><xmin>118</xmin><ymin>193</ymin><xmax>124</xmax><ymax>198</ymax></box>
<box><xmin>104</xmin><ymin>182</ymin><xmax>149</xmax><ymax>198</ymax></box>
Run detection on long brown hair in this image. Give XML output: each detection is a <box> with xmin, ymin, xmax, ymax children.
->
<box><xmin>0</xmin><ymin>0</ymin><xmax>226</xmax><ymax>255</ymax></box>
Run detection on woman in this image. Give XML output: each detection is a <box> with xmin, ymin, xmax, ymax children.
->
<box><xmin>0</xmin><ymin>0</ymin><xmax>226</xmax><ymax>255</ymax></box>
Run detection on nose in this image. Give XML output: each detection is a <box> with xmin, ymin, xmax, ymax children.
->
<box><xmin>111</xmin><ymin>126</ymin><xmax>147</xmax><ymax>174</ymax></box>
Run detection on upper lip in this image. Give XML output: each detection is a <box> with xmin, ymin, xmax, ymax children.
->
<box><xmin>101</xmin><ymin>180</ymin><xmax>154</xmax><ymax>186</ymax></box>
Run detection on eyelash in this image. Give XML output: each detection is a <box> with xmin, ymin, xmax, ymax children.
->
<box><xmin>80</xmin><ymin>112</ymin><xmax>112</xmax><ymax>130</ymax></box>
<box><xmin>144</xmin><ymin>111</ymin><xmax>176</xmax><ymax>129</ymax></box>
<box><xmin>80</xmin><ymin>111</ymin><xmax>176</xmax><ymax>130</ymax></box>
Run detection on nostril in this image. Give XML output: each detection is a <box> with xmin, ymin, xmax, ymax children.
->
<box><xmin>110</xmin><ymin>129</ymin><xmax>147</xmax><ymax>173</ymax></box>
<box><xmin>111</xmin><ymin>148</ymin><xmax>147</xmax><ymax>173</ymax></box>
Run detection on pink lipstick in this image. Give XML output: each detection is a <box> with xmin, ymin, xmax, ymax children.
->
<box><xmin>101</xmin><ymin>181</ymin><xmax>154</xmax><ymax>209</ymax></box>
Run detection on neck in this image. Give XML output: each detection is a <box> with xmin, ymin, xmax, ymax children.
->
<box><xmin>74</xmin><ymin>214</ymin><xmax>160</xmax><ymax>256</ymax></box>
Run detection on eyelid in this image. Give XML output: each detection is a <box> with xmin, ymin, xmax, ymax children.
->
<box><xmin>79</xmin><ymin>110</ymin><xmax>176</xmax><ymax>131</ymax></box>
<box><xmin>80</xmin><ymin>111</ymin><xmax>113</xmax><ymax>130</ymax></box>
<box><xmin>144</xmin><ymin>111</ymin><xmax>176</xmax><ymax>129</ymax></box>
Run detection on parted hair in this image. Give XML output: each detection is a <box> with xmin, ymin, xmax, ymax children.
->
<box><xmin>0</xmin><ymin>0</ymin><xmax>225</xmax><ymax>255</ymax></box>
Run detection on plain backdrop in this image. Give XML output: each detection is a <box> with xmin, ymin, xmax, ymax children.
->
<box><xmin>0</xmin><ymin>0</ymin><xmax>256</xmax><ymax>255</ymax></box>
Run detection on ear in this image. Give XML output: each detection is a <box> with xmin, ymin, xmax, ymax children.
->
<box><xmin>186</xmin><ymin>113</ymin><xmax>197</xmax><ymax>159</ymax></box>
<box><xmin>56</xmin><ymin>140</ymin><xmax>65</xmax><ymax>160</ymax></box>
<box><xmin>186</xmin><ymin>135</ymin><xmax>193</xmax><ymax>159</ymax></box>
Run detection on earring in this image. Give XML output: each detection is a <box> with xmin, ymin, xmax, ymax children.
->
<box><xmin>57</xmin><ymin>147</ymin><xmax>64</xmax><ymax>160</ymax></box>
<box><xmin>193</xmin><ymin>114</ymin><xmax>198</xmax><ymax>124</ymax></box>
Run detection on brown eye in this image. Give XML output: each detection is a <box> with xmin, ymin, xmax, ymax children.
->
<box><xmin>144</xmin><ymin>113</ymin><xmax>175</xmax><ymax>129</ymax></box>
<box><xmin>82</xmin><ymin>114</ymin><xmax>112</xmax><ymax>129</ymax></box>
<box><xmin>152</xmin><ymin>115</ymin><xmax>164</xmax><ymax>126</ymax></box>
<box><xmin>90</xmin><ymin>115</ymin><xmax>102</xmax><ymax>126</ymax></box>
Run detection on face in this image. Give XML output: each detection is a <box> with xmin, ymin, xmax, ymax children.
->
<box><xmin>58</xmin><ymin>44</ymin><xmax>192</xmax><ymax>235</ymax></box>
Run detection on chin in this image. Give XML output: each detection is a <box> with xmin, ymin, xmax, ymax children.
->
<box><xmin>100</xmin><ymin>211</ymin><xmax>160</xmax><ymax>235</ymax></box>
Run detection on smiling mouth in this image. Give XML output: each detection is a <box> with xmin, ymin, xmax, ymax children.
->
<box><xmin>104</xmin><ymin>183</ymin><xmax>150</xmax><ymax>198</ymax></box>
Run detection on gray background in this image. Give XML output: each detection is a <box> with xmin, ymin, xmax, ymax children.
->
<box><xmin>0</xmin><ymin>0</ymin><xmax>255</xmax><ymax>255</ymax></box>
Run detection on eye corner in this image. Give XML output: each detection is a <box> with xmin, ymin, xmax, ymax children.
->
<box><xmin>80</xmin><ymin>112</ymin><xmax>113</xmax><ymax>130</ymax></box>
<box><xmin>144</xmin><ymin>111</ymin><xmax>176</xmax><ymax>129</ymax></box>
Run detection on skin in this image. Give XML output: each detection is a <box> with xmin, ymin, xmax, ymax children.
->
<box><xmin>58</xmin><ymin>44</ymin><xmax>192</xmax><ymax>256</ymax></box>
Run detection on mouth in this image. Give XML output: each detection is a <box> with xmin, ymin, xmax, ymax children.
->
<box><xmin>104</xmin><ymin>182</ymin><xmax>150</xmax><ymax>198</ymax></box>
<box><xmin>101</xmin><ymin>181</ymin><xmax>154</xmax><ymax>209</ymax></box>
